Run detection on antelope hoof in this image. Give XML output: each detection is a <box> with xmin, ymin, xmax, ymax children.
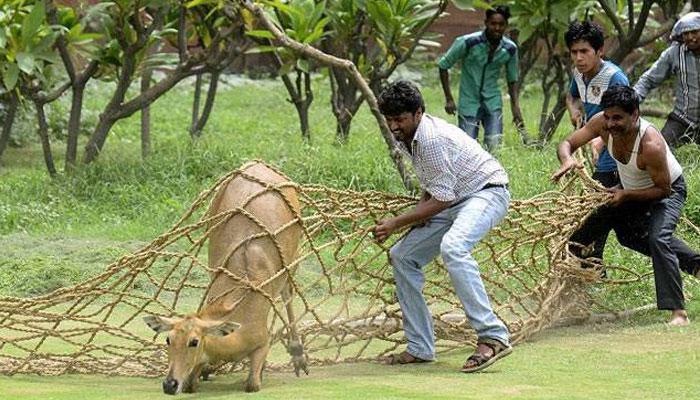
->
<box><xmin>245</xmin><ymin>381</ymin><xmax>261</xmax><ymax>393</ymax></box>
<box><xmin>288</xmin><ymin>340</ymin><xmax>309</xmax><ymax>377</ymax></box>
<box><xmin>291</xmin><ymin>355</ymin><xmax>309</xmax><ymax>377</ymax></box>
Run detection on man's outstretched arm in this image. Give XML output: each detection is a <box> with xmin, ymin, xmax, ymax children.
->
<box><xmin>372</xmin><ymin>195</ymin><xmax>451</xmax><ymax>243</ymax></box>
<box><xmin>634</xmin><ymin>47</ymin><xmax>674</xmax><ymax>102</ymax></box>
<box><xmin>551</xmin><ymin>115</ymin><xmax>603</xmax><ymax>181</ymax></box>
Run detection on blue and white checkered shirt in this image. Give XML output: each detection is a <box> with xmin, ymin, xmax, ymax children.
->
<box><xmin>397</xmin><ymin>114</ymin><xmax>509</xmax><ymax>202</ymax></box>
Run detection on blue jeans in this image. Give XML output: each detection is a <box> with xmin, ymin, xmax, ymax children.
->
<box><xmin>458</xmin><ymin>107</ymin><xmax>503</xmax><ymax>152</ymax></box>
<box><xmin>389</xmin><ymin>186</ymin><xmax>511</xmax><ymax>360</ymax></box>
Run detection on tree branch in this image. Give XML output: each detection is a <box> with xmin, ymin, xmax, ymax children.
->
<box><xmin>116</xmin><ymin>61</ymin><xmax>203</xmax><ymax>119</ymax></box>
<box><xmin>598</xmin><ymin>0</ymin><xmax>625</xmax><ymax>41</ymax></box>
<box><xmin>178</xmin><ymin>2</ymin><xmax>188</xmax><ymax>62</ymax></box>
<box><xmin>235</xmin><ymin>0</ymin><xmax>415</xmax><ymax>191</ymax></box>
<box><xmin>47</xmin><ymin>2</ymin><xmax>77</xmax><ymax>82</ymax></box>
<box><xmin>78</xmin><ymin>60</ymin><xmax>100</xmax><ymax>85</ymax></box>
<box><xmin>638</xmin><ymin>18</ymin><xmax>675</xmax><ymax>47</ymax></box>
<box><xmin>627</xmin><ymin>0</ymin><xmax>634</xmax><ymax>33</ymax></box>
<box><xmin>376</xmin><ymin>0</ymin><xmax>447</xmax><ymax>81</ymax></box>
<box><xmin>35</xmin><ymin>81</ymin><xmax>71</xmax><ymax>104</ymax></box>
<box><xmin>629</xmin><ymin>0</ymin><xmax>654</xmax><ymax>46</ymax></box>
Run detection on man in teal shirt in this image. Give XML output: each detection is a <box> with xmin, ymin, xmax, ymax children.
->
<box><xmin>438</xmin><ymin>6</ymin><xmax>524</xmax><ymax>151</ymax></box>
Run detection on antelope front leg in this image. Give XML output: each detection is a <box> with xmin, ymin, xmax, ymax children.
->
<box><xmin>282</xmin><ymin>284</ymin><xmax>309</xmax><ymax>376</ymax></box>
<box><xmin>245</xmin><ymin>343</ymin><xmax>270</xmax><ymax>393</ymax></box>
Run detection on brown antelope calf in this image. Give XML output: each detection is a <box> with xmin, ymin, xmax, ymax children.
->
<box><xmin>144</xmin><ymin>162</ymin><xmax>306</xmax><ymax>395</ymax></box>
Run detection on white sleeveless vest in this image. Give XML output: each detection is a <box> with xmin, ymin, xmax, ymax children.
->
<box><xmin>607</xmin><ymin>118</ymin><xmax>683</xmax><ymax>190</ymax></box>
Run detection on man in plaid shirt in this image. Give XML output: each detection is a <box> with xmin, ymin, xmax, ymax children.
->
<box><xmin>372</xmin><ymin>81</ymin><xmax>512</xmax><ymax>373</ymax></box>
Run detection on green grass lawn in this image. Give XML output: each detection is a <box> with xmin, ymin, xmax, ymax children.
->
<box><xmin>1</xmin><ymin>72</ymin><xmax>700</xmax><ymax>399</ymax></box>
<box><xmin>2</xmin><ymin>314</ymin><xmax>699</xmax><ymax>399</ymax></box>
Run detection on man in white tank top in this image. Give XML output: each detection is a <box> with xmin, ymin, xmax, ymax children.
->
<box><xmin>552</xmin><ymin>86</ymin><xmax>699</xmax><ymax>326</ymax></box>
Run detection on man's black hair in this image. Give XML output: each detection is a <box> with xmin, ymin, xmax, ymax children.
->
<box><xmin>486</xmin><ymin>5</ymin><xmax>510</xmax><ymax>21</ymax></box>
<box><xmin>378</xmin><ymin>80</ymin><xmax>425</xmax><ymax>116</ymax></box>
<box><xmin>564</xmin><ymin>20</ymin><xmax>605</xmax><ymax>51</ymax></box>
<box><xmin>600</xmin><ymin>85</ymin><xmax>639</xmax><ymax>114</ymax></box>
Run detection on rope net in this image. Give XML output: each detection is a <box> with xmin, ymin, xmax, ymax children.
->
<box><xmin>0</xmin><ymin>160</ymin><xmax>690</xmax><ymax>377</ymax></box>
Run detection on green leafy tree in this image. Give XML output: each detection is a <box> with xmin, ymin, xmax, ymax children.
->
<box><xmin>248</xmin><ymin>0</ymin><xmax>329</xmax><ymax>140</ymax></box>
<box><xmin>186</xmin><ymin>0</ymin><xmax>249</xmax><ymax>139</ymax></box>
<box><xmin>48</xmin><ymin>1</ymin><xmax>107</xmax><ymax>169</ymax></box>
<box><xmin>239</xmin><ymin>0</ymin><xmax>417</xmax><ymax>190</ymax></box>
<box><xmin>0</xmin><ymin>0</ymin><xmax>58</xmax><ymax>93</ymax></box>
<box><xmin>0</xmin><ymin>0</ymin><xmax>65</xmax><ymax>175</ymax></box>
<box><xmin>598</xmin><ymin>0</ymin><xmax>685</xmax><ymax>65</ymax></box>
<box><xmin>82</xmin><ymin>0</ymin><xmax>247</xmax><ymax>164</ymax></box>
<box><xmin>323</xmin><ymin>0</ymin><xmax>446</xmax><ymax>143</ymax></box>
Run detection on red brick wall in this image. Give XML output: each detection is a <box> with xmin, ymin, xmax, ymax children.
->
<box><xmin>430</xmin><ymin>4</ymin><xmax>485</xmax><ymax>52</ymax></box>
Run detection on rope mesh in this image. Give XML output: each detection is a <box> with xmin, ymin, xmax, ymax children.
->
<box><xmin>0</xmin><ymin>160</ymin><xmax>688</xmax><ymax>376</ymax></box>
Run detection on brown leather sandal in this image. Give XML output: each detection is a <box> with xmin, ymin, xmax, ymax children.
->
<box><xmin>461</xmin><ymin>338</ymin><xmax>512</xmax><ymax>373</ymax></box>
<box><xmin>385</xmin><ymin>351</ymin><xmax>431</xmax><ymax>365</ymax></box>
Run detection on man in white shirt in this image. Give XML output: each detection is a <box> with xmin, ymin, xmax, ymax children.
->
<box><xmin>373</xmin><ymin>81</ymin><xmax>512</xmax><ymax>372</ymax></box>
<box><xmin>552</xmin><ymin>86</ymin><xmax>697</xmax><ymax>326</ymax></box>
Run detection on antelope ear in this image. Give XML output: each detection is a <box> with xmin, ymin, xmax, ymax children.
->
<box><xmin>201</xmin><ymin>320</ymin><xmax>241</xmax><ymax>337</ymax></box>
<box><xmin>143</xmin><ymin>315</ymin><xmax>177</xmax><ymax>333</ymax></box>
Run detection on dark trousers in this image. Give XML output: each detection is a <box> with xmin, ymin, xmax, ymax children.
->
<box><xmin>661</xmin><ymin>112</ymin><xmax>700</xmax><ymax>148</ymax></box>
<box><xmin>570</xmin><ymin>177</ymin><xmax>700</xmax><ymax>310</ymax></box>
<box><xmin>574</xmin><ymin>170</ymin><xmax>620</xmax><ymax>261</ymax></box>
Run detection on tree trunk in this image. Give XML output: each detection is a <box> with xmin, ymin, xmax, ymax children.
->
<box><xmin>272</xmin><ymin>39</ymin><xmax>313</xmax><ymax>141</ymax></box>
<box><xmin>600</xmin><ymin>0</ymin><xmax>673</xmax><ymax>65</ymax></box>
<box><xmin>84</xmin><ymin>113</ymin><xmax>115</xmax><ymax>164</ymax></box>
<box><xmin>279</xmin><ymin>71</ymin><xmax>312</xmax><ymax>140</ymax></box>
<box><xmin>329</xmin><ymin>67</ymin><xmax>361</xmax><ymax>144</ymax></box>
<box><xmin>82</xmin><ymin>6</ymin><xmax>180</xmax><ymax>164</ymax></box>
<box><xmin>335</xmin><ymin>113</ymin><xmax>353</xmax><ymax>144</ymax></box>
<box><xmin>0</xmin><ymin>92</ymin><xmax>19</xmax><ymax>162</ymax></box>
<box><xmin>517</xmin><ymin>37</ymin><xmax>541</xmax><ymax>95</ymax></box>
<box><xmin>538</xmin><ymin>91</ymin><xmax>568</xmax><ymax>144</ymax></box>
<box><xmin>50</xmin><ymin>1</ymin><xmax>99</xmax><ymax>172</ymax></box>
<box><xmin>65</xmin><ymin>85</ymin><xmax>86</xmax><ymax>170</ymax></box>
<box><xmin>191</xmin><ymin>70</ymin><xmax>221</xmax><ymax>137</ymax></box>
<box><xmin>298</xmin><ymin>103</ymin><xmax>310</xmax><ymax>141</ymax></box>
<box><xmin>83</xmin><ymin>63</ymin><xmax>206</xmax><ymax>164</ymax></box>
<box><xmin>141</xmin><ymin>67</ymin><xmax>153</xmax><ymax>158</ymax></box>
<box><xmin>140</xmin><ymin>16</ymin><xmax>164</xmax><ymax>155</ymax></box>
<box><xmin>34</xmin><ymin>101</ymin><xmax>57</xmax><ymax>177</ymax></box>
<box><xmin>289</xmin><ymin>69</ymin><xmax>313</xmax><ymax>140</ymax></box>
<box><xmin>535</xmin><ymin>32</ymin><xmax>570</xmax><ymax>145</ymax></box>
<box><xmin>84</xmin><ymin>45</ymin><xmax>139</xmax><ymax>164</ymax></box>
<box><xmin>538</xmin><ymin>87</ymin><xmax>552</xmax><ymax>136</ymax></box>
<box><xmin>190</xmin><ymin>73</ymin><xmax>203</xmax><ymax>138</ymax></box>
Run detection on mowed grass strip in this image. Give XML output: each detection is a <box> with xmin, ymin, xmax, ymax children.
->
<box><xmin>1</xmin><ymin>314</ymin><xmax>699</xmax><ymax>400</ymax></box>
